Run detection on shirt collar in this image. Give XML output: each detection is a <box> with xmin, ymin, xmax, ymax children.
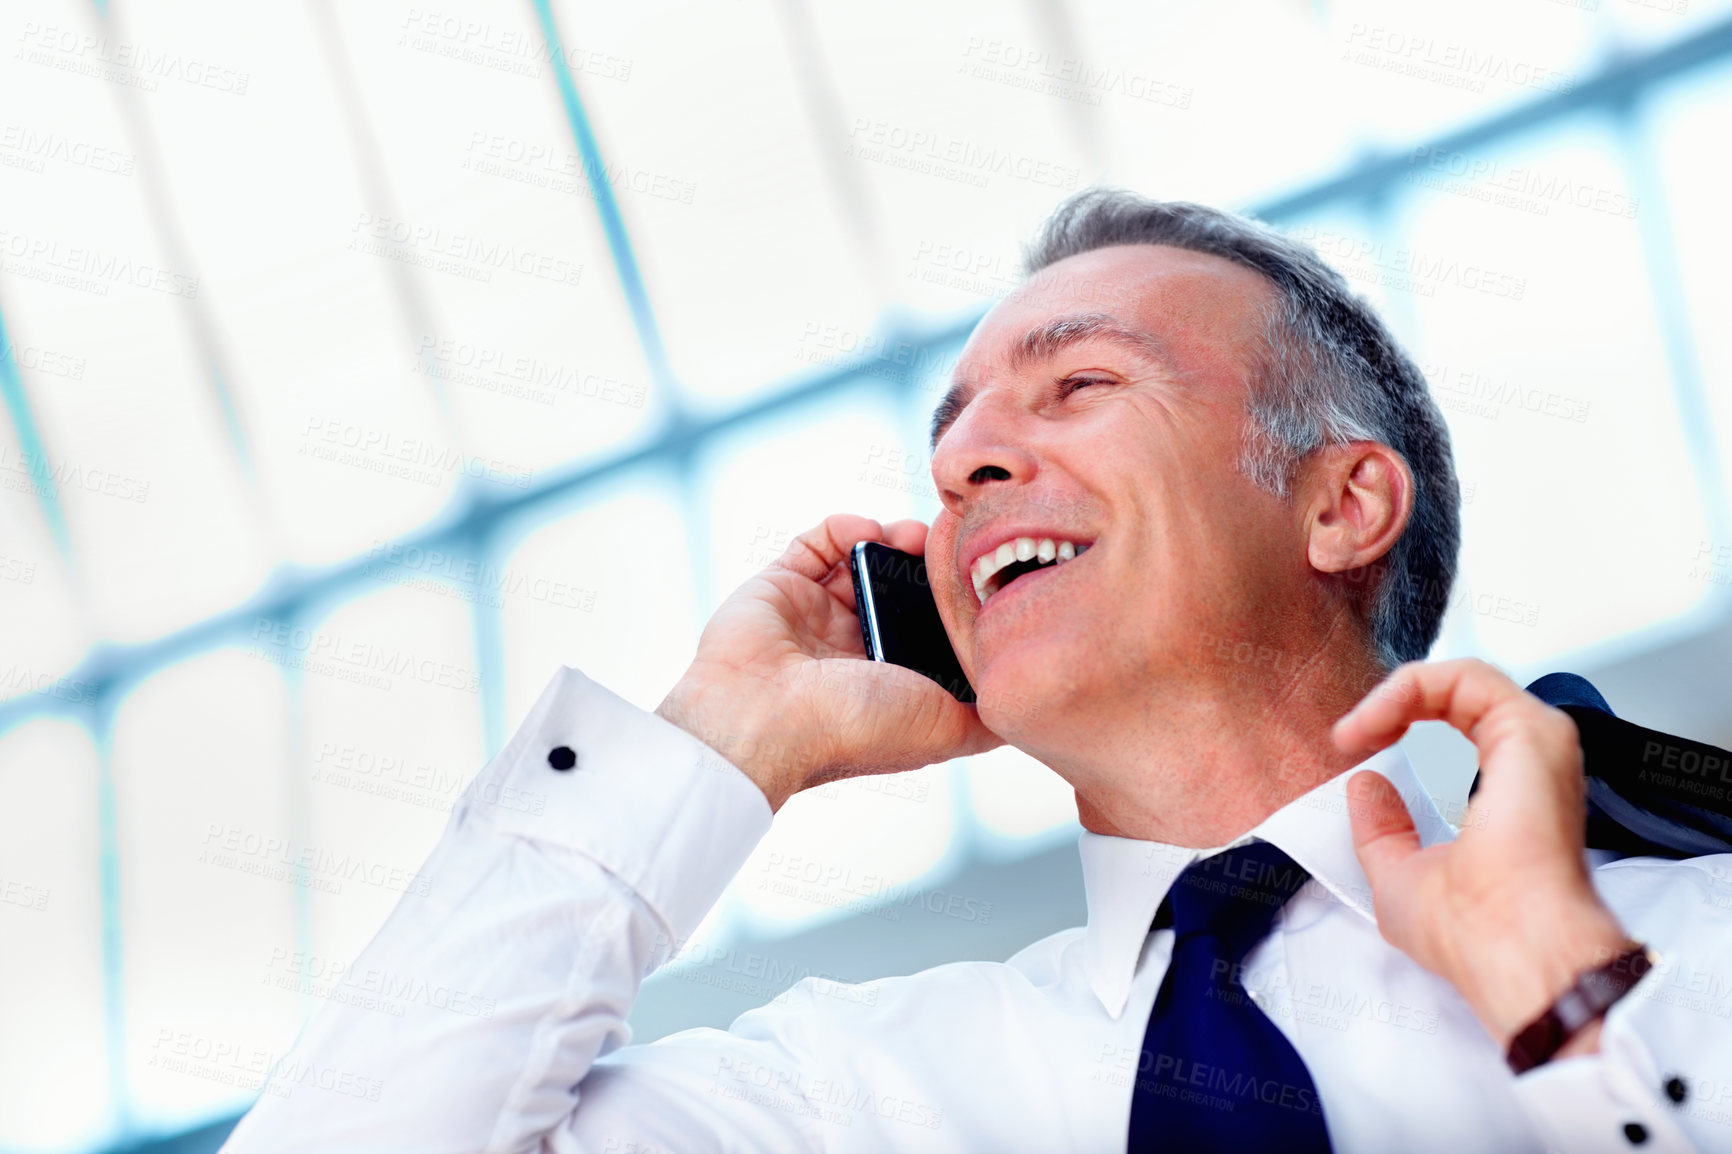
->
<box><xmin>1077</xmin><ymin>743</ymin><xmax>1456</xmax><ymax>1019</ymax></box>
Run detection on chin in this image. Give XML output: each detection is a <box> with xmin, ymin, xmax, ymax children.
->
<box><xmin>969</xmin><ymin>631</ymin><xmax>1095</xmax><ymax>741</ymax></box>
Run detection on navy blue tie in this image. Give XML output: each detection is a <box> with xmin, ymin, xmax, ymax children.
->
<box><xmin>1126</xmin><ymin>840</ymin><xmax>1332</xmax><ymax>1152</ymax></box>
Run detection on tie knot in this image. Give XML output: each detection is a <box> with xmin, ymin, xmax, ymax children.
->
<box><xmin>1160</xmin><ymin>841</ymin><xmax>1312</xmax><ymax>962</ymax></box>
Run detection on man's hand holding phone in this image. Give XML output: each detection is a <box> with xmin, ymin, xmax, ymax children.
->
<box><xmin>656</xmin><ymin>514</ymin><xmax>1002</xmax><ymax>811</ymax></box>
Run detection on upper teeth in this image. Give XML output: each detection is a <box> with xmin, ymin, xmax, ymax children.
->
<box><xmin>971</xmin><ymin>537</ymin><xmax>1088</xmax><ymax>604</ymax></box>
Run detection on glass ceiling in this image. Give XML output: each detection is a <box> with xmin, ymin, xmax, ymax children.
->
<box><xmin>2</xmin><ymin>1</ymin><xmax>1730</xmax><ymax>1149</ymax></box>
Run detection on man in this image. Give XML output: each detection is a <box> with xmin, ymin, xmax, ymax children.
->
<box><xmin>224</xmin><ymin>192</ymin><xmax>1729</xmax><ymax>1152</ymax></box>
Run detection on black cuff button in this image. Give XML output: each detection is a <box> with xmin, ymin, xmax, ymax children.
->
<box><xmin>1665</xmin><ymin>1076</ymin><xmax>1687</xmax><ymax>1104</ymax></box>
<box><xmin>1624</xmin><ymin>1121</ymin><xmax>1649</xmax><ymax>1145</ymax></box>
<box><xmin>548</xmin><ymin>745</ymin><xmax>577</xmax><ymax>771</ymax></box>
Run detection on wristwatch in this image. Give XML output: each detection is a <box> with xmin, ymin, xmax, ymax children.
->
<box><xmin>1506</xmin><ymin>940</ymin><xmax>1656</xmax><ymax>1074</ymax></box>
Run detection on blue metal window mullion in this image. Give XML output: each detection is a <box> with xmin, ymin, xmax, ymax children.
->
<box><xmin>468</xmin><ymin>533</ymin><xmax>510</xmax><ymax>760</ymax></box>
<box><xmin>0</xmin><ymin>304</ymin><xmax>73</xmax><ymax>562</ymax></box>
<box><xmin>85</xmin><ymin>0</ymin><xmax>258</xmax><ymax>489</ymax></box>
<box><xmin>92</xmin><ymin>691</ymin><xmax>130</xmax><ymax>1142</ymax></box>
<box><xmin>281</xmin><ymin>659</ymin><xmax>316</xmax><ymax>1024</ymax></box>
<box><xmin>677</xmin><ymin>453</ymin><xmax>715</xmax><ymax>636</ymax></box>
<box><xmin>530</xmin><ymin>0</ymin><xmax>680</xmax><ymax>405</ymax></box>
<box><xmin>4</xmin><ymin>18</ymin><xmax>1731</xmax><ymax>755</ymax></box>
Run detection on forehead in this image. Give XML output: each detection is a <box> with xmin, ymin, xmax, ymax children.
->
<box><xmin>965</xmin><ymin>243</ymin><xmax>1275</xmax><ymax>366</ymax></box>
<box><xmin>930</xmin><ymin>245</ymin><xmax>1276</xmax><ymax>448</ymax></box>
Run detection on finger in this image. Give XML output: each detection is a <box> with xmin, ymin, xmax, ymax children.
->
<box><xmin>882</xmin><ymin>519</ymin><xmax>930</xmax><ymax>555</ymax></box>
<box><xmin>1332</xmin><ymin>658</ymin><xmax>1526</xmax><ymax>757</ymax></box>
<box><xmin>902</xmin><ymin>683</ymin><xmax>1006</xmax><ymax>764</ymax></box>
<box><xmin>1346</xmin><ymin>770</ymin><xmax>1422</xmax><ymax>891</ymax></box>
<box><xmin>773</xmin><ymin>514</ymin><xmax>884</xmax><ymax>609</ymax></box>
<box><xmin>1345</xmin><ymin>771</ymin><xmax>1437</xmax><ymax>955</ymax></box>
<box><xmin>823</xmin><ymin>519</ymin><xmax>930</xmax><ymax>611</ymax></box>
<box><xmin>951</xmin><ymin>705</ymin><xmax>1006</xmax><ymax>759</ymax></box>
<box><xmin>812</xmin><ymin>660</ymin><xmax>1004</xmax><ymax>777</ymax></box>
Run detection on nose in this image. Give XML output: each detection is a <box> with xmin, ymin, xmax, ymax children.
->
<box><xmin>931</xmin><ymin>389</ymin><xmax>1040</xmax><ymax>516</ymax></box>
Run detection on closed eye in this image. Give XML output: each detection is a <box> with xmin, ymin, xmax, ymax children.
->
<box><xmin>1059</xmin><ymin>376</ymin><xmax>1114</xmax><ymax>398</ymax></box>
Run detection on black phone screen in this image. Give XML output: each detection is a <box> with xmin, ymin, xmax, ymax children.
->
<box><xmin>849</xmin><ymin>541</ymin><xmax>976</xmax><ymax>703</ymax></box>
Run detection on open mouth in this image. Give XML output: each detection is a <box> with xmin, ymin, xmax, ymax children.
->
<box><xmin>971</xmin><ymin>537</ymin><xmax>1092</xmax><ymax>605</ymax></box>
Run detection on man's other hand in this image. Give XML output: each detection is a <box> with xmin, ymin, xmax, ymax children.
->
<box><xmin>657</xmin><ymin>514</ymin><xmax>1003</xmax><ymax>811</ymax></box>
<box><xmin>1333</xmin><ymin>658</ymin><xmax>1630</xmax><ymax>1054</ymax></box>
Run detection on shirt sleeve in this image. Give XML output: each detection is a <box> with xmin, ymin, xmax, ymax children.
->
<box><xmin>1509</xmin><ymin>854</ymin><xmax>1732</xmax><ymax>1154</ymax></box>
<box><xmin>219</xmin><ymin>666</ymin><xmax>823</xmax><ymax>1154</ymax></box>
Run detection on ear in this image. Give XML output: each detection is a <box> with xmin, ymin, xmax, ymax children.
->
<box><xmin>1302</xmin><ymin>442</ymin><xmax>1414</xmax><ymax>576</ymax></box>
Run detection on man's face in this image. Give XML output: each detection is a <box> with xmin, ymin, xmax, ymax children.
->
<box><xmin>925</xmin><ymin>243</ymin><xmax>1308</xmax><ymax>743</ymax></box>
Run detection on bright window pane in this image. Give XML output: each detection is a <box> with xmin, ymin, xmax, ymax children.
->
<box><xmin>0</xmin><ymin>720</ymin><xmax>107</xmax><ymax>1152</ymax></box>
<box><xmin>111</xmin><ymin>652</ymin><xmax>299</xmax><ymax>1133</ymax></box>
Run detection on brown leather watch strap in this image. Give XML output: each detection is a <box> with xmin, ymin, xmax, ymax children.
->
<box><xmin>1506</xmin><ymin>940</ymin><xmax>1656</xmax><ymax>1074</ymax></box>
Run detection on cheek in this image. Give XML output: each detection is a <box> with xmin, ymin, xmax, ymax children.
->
<box><xmin>924</xmin><ymin>521</ymin><xmax>968</xmax><ymax>625</ymax></box>
<box><xmin>924</xmin><ymin>515</ymin><xmax>958</xmax><ymax>573</ymax></box>
<box><xmin>1108</xmin><ymin>463</ymin><xmax>1249</xmax><ymax>612</ymax></box>
<box><xmin>928</xmin><ymin>564</ymin><xmax>959</xmax><ymax>615</ymax></box>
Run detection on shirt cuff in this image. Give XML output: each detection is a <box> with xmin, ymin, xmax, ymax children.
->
<box><xmin>1510</xmin><ymin>965</ymin><xmax>1699</xmax><ymax>1154</ymax></box>
<box><xmin>459</xmin><ymin>666</ymin><xmax>774</xmax><ymax>942</ymax></box>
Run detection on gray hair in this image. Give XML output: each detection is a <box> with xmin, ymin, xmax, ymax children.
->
<box><xmin>1024</xmin><ymin>189</ymin><xmax>1460</xmax><ymax>669</ymax></box>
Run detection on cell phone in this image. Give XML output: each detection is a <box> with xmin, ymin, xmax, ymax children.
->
<box><xmin>849</xmin><ymin>541</ymin><xmax>976</xmax><ymax>703</ymax></box>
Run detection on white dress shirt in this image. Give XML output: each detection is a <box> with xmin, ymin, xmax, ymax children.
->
<box><xmin>222</xmin><ymin>667</ymin><xmax>1732</xmax><ymax>1153</ymax></box>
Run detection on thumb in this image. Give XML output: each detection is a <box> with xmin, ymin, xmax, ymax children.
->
<box><xmin>1347</xmin><ymin>770</ymin><xmax>1422</xmax><ymax>891</ymax></box>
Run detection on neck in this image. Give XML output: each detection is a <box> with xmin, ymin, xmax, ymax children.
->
<box><xmin>1049</xmin><ymin>616</ymin><xmax>1390</xmax><ymax>847</ymax></box>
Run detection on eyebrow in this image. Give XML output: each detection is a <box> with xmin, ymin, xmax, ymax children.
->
<box><xmin>928</xmin><ymin>313</ymin><xmax>1172</xmax><ymax>449</ymax></box>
